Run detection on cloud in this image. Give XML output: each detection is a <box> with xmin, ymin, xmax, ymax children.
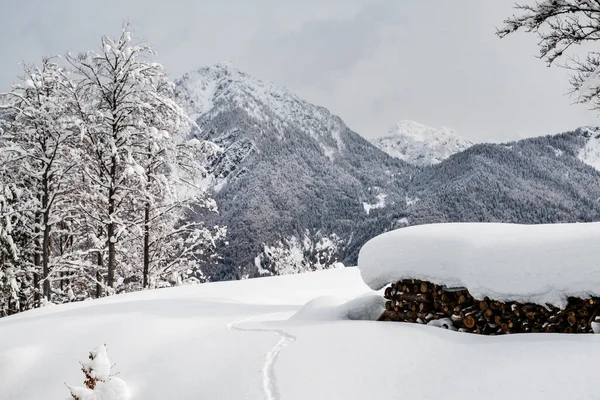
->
<box><xmin>248</xmin><ymin>0</ymin><xmax>599</xmax><ymax>141</ymax></box>
<box><xmin>243</xmin><ymin>1</ymin><xmax>402</xmax><ymax>88</ymax></box>
<box><xmin>0</xmin><ymin>0</ymin><xmax>597</xmax><ymax>142</ymax></box>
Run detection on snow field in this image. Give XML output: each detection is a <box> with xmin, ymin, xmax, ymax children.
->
<box><xmin>2</xmin><ymin>267</ymin><xmax>600</xmax><ymax>399</ymax></box>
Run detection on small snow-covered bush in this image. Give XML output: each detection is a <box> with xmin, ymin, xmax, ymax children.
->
<box><xmin>67</xmin><ymin>344</ymin><xmax>130</xmax><ymax>400</ymax></box>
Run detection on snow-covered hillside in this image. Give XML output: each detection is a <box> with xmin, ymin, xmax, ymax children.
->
<box><xmin>3</xmin><ymin>266</ymin><xmax>600</xmax><ymax>400</ymax></box>
<box><xmin>577</xmin><ymin>126</ymin><xmax>600</xmax><ymax>171</ymax></box>
<box><xmin>372</xmin><ymin>120</ymin><xmax>473</xmax><ymax>166</ymax></box>
<box><xmin>175</xmin><ymin>63</ymin><xmax>347</xmax><ymax>163</ymax></box>
<box><xmin>174</xmin><ymin>64</ymin><xmax>413</xmax><ymax>279</ymax></box>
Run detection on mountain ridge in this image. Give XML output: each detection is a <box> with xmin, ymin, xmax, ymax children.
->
<box><xmin>175</xmin><ymin>63</ymin><xmax>600</xmax><ymax>280</ymax></box>
<box><xmin>175</xmin><ymin>63</ymin><xmax>414</xmax><ymax>280</ymax></box>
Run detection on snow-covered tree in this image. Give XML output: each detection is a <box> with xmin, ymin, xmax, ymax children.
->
<box><xmin>67</xmin><ymin>344</ymin><xmax>130</xmax><ymax>400</ymax></box>
<box><xmin>498</xmin><ymin>1</ymin><xmax>600</xmax><ymax>108</ymax></box>
<box><xmin>0</xmin><ymin>58</ymin><xmax>81</xmax><ymax>303</ymax></box>
<box><xmin>66</xmin><ymin>24</ymin><xmax>226</xmax><ymax>293</ymax></box>
<box><xmin>125</xmin><ymin>67</ymin><xmax>225</xmax><ymax>289</ymax></box>
<box><xmin>0</xmin><ymin>182</ymin><xmax>27</xmax><ymax>315</ymax></box>
<box><xmin>255</xmin><ymin>231</ymin><xmax>343</xmax><ymax>276</ymax></box>
<box><xmin>0</xmin><ymin>23</ymin><xmax>226</xmax><ymax>313</ymax></box>
<box><xmin>66</xmin><ymin>24</ymin><xmax>177</xmax><ymax>290</ymax></box>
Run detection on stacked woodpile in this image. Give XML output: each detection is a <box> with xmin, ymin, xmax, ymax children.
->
<box><xmin>381</xmin><ymin>279</ymin><xmax>600</xmax><ymax>334</ymax></box>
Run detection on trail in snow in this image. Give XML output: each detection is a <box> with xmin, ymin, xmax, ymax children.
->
<box><xmin>227</xmin><ymin>315</ymin><xmax>296</xmax><ymax>400</ymax></box>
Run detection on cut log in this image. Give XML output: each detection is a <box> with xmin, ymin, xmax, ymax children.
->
<box><xmin>380</xmin><ymin>280</ymin><xmax>600</xmax><ymax>336</ymax></box>
<box><xmin>463</xmin><ymin>314</ymin><xmax>476</xmax><ymax>329</ymax></box>
<box><xmin>384</xmin><ymin>287</ymin><xmax>393</xmax><ymax>299</ymax></box>
<box><xmin>396</xmin><ymin>293</ymin><xmax>433</xmax><ymax>304</ymax></box>
<box><xmin>483</xmin><ymin>308</ymin><xmax>494</xmax><ymax>320</ymax></box>
<box><xmin>385</xmin><ymin>301</ymin><xmax>394</xmax><ymax>311</ymax></box>
<box><xmin>479</xmin><ymin>301</ymin><xmax>489</xmax><ymax>311</ymax></box>
<box><xmin>494</xmin><ymin>315</ymin><xmax>503</xmax><ymax>327</ymax></box>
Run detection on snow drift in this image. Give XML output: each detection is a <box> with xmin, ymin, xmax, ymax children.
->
<box><xmin>358</xmin><ymin>222</ymin><xmax>600</xmax><ymax>308</ymax></box>
<box><xmin>3</xmin><ymin>268</ymin><xmax>600</xmax><ymax>399</ymax></box>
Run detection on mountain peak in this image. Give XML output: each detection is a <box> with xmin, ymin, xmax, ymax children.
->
<box><xmin>175</xmin><ymin>63</ymin><xmax>350</xmax><ymax>163</ymax></box>
<box><xmin>372</xmin><ymin>120</ymin><xmax>473</xmax><ymax>166</ymax></box>
<box><xmin>389</xmin><ymin>120</ymin><xmax>431</xmax><ymax>135</ymax></box>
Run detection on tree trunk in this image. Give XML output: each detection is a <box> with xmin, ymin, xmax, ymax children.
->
<box><xmin>96</xmin><ymin>250</ymin><xmax>103</xmax><ymax>298</ymax></box>
<box><xmin>143</xmin><ymin>202</ymin><xmax>150</xmax><ymax>289</ymax></box>
<box><xmin>33</xmin><ymin>209</ymin><xmax>41</xmax><ymax>307</ymax></box>
<box><xmin>107</xmin><ymin>221</ymin><xmax>116</xmax><ymax>290</ymax></box>
<box><xmin>107</xmin><ymin>154</ymin><xmax>117</xmax><ymax>290</ymax></box>
<box><xmin>42</xmin><ymin>218</ymin><xmax>51</xmax><ymax>301</ymax></box>
<box><xmin>42</xmin><ymin>175</ymin><xmax>51</xmax><ymax>301</ymax></box>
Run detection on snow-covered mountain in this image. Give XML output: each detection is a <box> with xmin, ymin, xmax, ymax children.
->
<box><xmin>406</xmin><ymin>128</ymin><xmax>600</xmax><ymax>227</ymax></box>
<box><xmin>176</xmin><ymin>63</ymin><xmax>350</xmax><ymax>176</ymax></box>
<box><xmin>371</xmin><ymin>120</ymin><xmax>473</xmax><ymax>166</ymax></box>
<box><xmin>175</xmin><ymin>64</ymin><xmax>600</xmax><ymax>281</ymax></box>
<box><xmin>175</xmin><ymin>64</ymin><xmax>414</xmax><ymax>280</ymax></box>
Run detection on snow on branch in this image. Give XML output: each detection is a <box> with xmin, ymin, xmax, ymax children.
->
<box><xmin>498</xmin><ymin>0</ymin><xmax>600</xmax><ymax>109</ymax></box>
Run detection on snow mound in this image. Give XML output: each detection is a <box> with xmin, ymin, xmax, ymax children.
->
<box><xmin>67</xmin><ymin>344</ymin><xmax>131</xmax><ymax>400</ymax></box>
<box><xmin>69</xmin><ymin>377</ymin><xmax>130</xmax><ymax>400</ymax></box>
<box><xmin>358</xmin><ymin>222</ymin><xmax>600</xmax><ymax>308</ymax></box>
<box><xmin>291</xmin><ymin>294</ymin><xmax>384</xmax><ymax>322</ymax></box>
<box><xmin>427</xmin><ymin>318</ymin><xmax>457</xmax><ymax>331</ymax></box>
<box><xmin>371</xmin><ymin>120</ymin><xmax>473</xmax><ymax>166</ymax></box>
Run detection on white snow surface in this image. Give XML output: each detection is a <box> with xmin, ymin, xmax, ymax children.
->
<box><xmin>3</xmin><ymin>267</ymin><xmax>600</xmax><ymax>400</ymax></box>
<box><xmin>578</xmin><ymin>127</ymin><xmax>600</xmax><ymax>171</ymax></box>
<box><xmin>362</xmin><ymin>193</ymin><xmax>387</xmax><ymax>215</ymax></box>
<box><xmin>372</xmin><ymin>120</ymin><xmax>473</xmax><ymax>166</ymax></box>
<box><xmin>69</xmin><ymin>377</ymin><xmax>130</xmax><ymax>400</ymax></box>
<box><xmin>358</xmin><ymin>222</ymin><xmax>600</xmax><ymax>308</ymax></box>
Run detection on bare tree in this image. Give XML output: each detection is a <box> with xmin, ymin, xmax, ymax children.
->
<box><xmin>66</xmin><ymin>24</ymin><xmax>176</xmax><ymax>290</ymax></box>
<box><xmin>498</xmin><ymin>1</ymin><xmax>600</xmax><ymax>109</ymax></box>
<box><xmin>67</xmin><ymin>23</ymin><xmax>224</xmax><ymax>292</ymax></box>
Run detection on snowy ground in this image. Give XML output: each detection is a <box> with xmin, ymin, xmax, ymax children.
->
<box><xmin>1</xmin><ymin>267</ymin><xmax>600</xmax><ymax>400</ymax></box>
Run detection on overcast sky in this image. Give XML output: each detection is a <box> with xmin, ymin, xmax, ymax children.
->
<box><xmin>1</xmin><ymin>0</ymin><xmax>598</xmax><ymax>142</ymax></box>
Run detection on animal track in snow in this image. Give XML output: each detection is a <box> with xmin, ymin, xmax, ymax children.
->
<box><xmin>227</xmin><ymin>315</ymin><xmax>296</xmax><ymax>400</ymax></box>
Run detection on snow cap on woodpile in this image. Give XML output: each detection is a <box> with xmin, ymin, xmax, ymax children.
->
<box><xmin>358</xmin><ymin>222</ymin><xmax>600</xmax><ymax>309</ymax></box>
